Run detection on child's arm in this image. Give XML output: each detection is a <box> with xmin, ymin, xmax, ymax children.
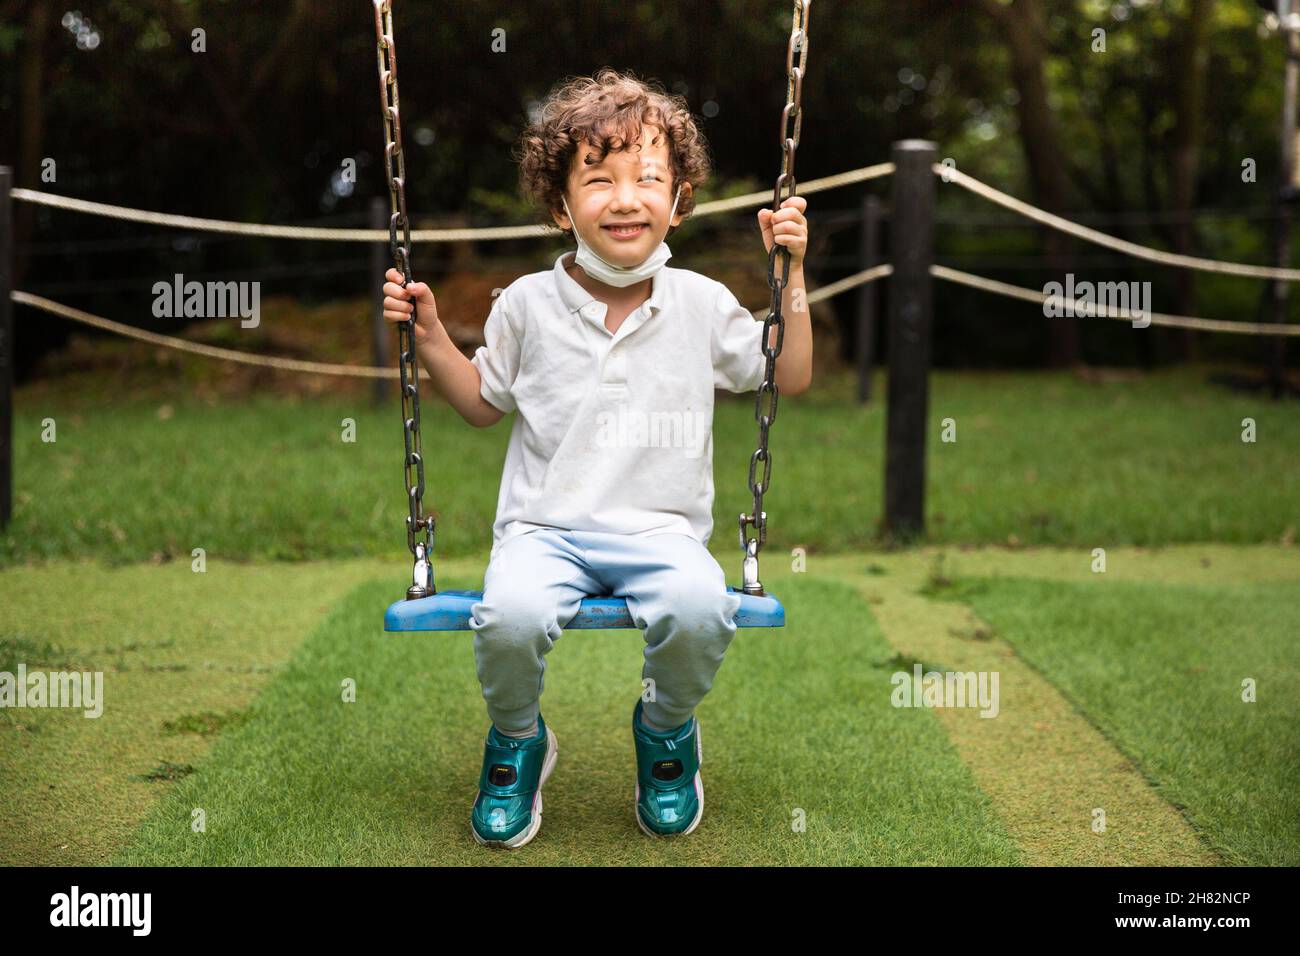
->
<box><xmin>756</xmin><ymin>197</ymin><xmax>812</xmax><ymax>396</ymax></box>
<box><xmin>382</xmin><ymin>268</ymin><xmax>506</xmax><ymax>428</ymax></box>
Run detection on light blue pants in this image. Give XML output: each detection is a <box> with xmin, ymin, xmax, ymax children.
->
<box><xmin>469</xmin><ymin>528</ymin><xmax>742</xmax><ymax>732</ymax></box>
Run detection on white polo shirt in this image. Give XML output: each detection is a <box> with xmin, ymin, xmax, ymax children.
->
<box><xmin>470</xmin><ymin>249</ymin><xmax>767</xmax><ymax>561</ymax></box>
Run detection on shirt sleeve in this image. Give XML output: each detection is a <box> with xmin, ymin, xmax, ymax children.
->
<box><xmin>470</xmin><ymin>291</ymin><xmax>521</xmax><ymax>413</ymax></box>
<box><xmin>711</xmin><ymin>281</ymin><xmax>767</xmax><ymax>393</ymax></box>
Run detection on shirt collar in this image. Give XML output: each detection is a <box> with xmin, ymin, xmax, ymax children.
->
<box><xmin>553</xmin><ymin>250</ymin><xmax>668</xmax><ymax>317</ymax></box>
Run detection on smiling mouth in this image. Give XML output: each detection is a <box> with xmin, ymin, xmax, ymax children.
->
<box><xmin>603</xmin><ymin>223</ymin><xmax>647</xmax><ymax>237</ymax></box>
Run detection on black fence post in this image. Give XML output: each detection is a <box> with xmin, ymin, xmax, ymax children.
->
<box><xmin>856</xmin><ymin>194</ymin><xmax>882</xmax><ymax>404</ymax></box>
<box><xmin>370</xmin><ymin>196</ymin><xmax>391</xmax><ymax>406</ymax></box>
<box><xmin>0</xmin><ymin>167</ymin><xmax>12</xmax><ymax>530</ymax></box>
<box><xmin>884</xmin><ymin>141</ymin><xmax>936</xmax><ymax>541</ymax></box>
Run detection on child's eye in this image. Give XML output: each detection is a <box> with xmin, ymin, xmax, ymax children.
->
<box><xmin>587</xmin><ymin>176</ymin><xmax>662</xmax><ymax>184</ymax></box>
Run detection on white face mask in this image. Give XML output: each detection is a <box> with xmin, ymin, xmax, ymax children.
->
<box><xmin>561</xmin><ymin>184</ymin><xmax>681</xmax><ymax>288</ymax></box>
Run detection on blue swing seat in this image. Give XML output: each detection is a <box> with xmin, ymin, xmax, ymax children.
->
<box><xmin>385</xmin><ymin>587</ymin><xmax>785</xmax><ymax>632</ymax></box>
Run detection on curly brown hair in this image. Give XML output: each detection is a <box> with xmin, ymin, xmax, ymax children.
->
<box><xmin>513</xmin><ymin>67</ymin><xmax>712</xmax><ymax>239</ymax></box>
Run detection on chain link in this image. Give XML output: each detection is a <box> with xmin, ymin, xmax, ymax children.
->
<box><xmin>371</xmin><ymin>0</ymin><xmax>808</xmax><ymax>601</ymax></box>
<box><xmin>739</xmin><ymin>0</ymin><xmax>810</xmax><ymax>596</ymax></box>
<box><xmin>373</xmin><ymin>0</ymin><xmax>434</xmax><ymax>600</ymax></box>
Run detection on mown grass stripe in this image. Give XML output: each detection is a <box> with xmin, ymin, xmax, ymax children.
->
<box><xmin>0</xmin><ymin>557</ymin><xmax>401</xmax><ymax>865</ymax></box>
<box><xmin>947</xmin><ymin>572</ymin><xmax>1300</xmax><ymax>865</ymax></box>
<box><xmin>823</xmin><ymin>549</ymin><xmax>1225</xmax><ymax>865</ymax></box>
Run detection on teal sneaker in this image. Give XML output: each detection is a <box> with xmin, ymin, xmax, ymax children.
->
<box><xmin>470</xmin><ymin>713</ymin><xmax>558</xmax><ymax>849</ymax></box>
<box><xmin>632</xmin><ymin>699</ymin><xmax>703</xmax><ymax>837</ymax></box>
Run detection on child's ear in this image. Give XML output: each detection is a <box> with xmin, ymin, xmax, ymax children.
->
<box><xmin>672</xmin><ymin>182</ymin><xmax>693</xmax><ymax>225</ymax></box>
<box><xmin>552</xmin><ymin>200</ymin><xmax>572</xmax><ymax>233</ymax></box>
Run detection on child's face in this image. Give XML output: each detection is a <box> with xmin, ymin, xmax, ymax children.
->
<box><xmin>556</xmin><ymin>123</ymin><xmax>687</xmax><ymax>267</ymax></box>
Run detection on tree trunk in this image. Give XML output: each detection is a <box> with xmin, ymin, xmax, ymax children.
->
<box><xmin>1168</xmin><ymin>0</ymin><xmax>1212</xmax><ymax>361</ymax></box>
<box><xmin>984</xmin><ymin>0</ymin><xmax>1080</xmax><ymax>367</ymax></box>
<box><xmin>14</xmin><ymin>1</ymin><xmax>51</xmax><ymax>290</ymax></box>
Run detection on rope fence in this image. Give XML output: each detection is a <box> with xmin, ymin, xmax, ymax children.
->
<box><xmin>936</xmin><ymin>164</ymin><xmax>1300</xmax><ymax>282</ymax></box>
<box><xmin>4</xmin><ymin>143</ymin><xmax>1300</xmax><ymax>539</ymax></box>
<box><xmin>7</xmin><ymin>163</ymin><xmax>896</xmax><ymax>242</ymax></box>
<box><xmin>880</xmin><ymin>142</ymin><xmax>1299</xmax><ymax>540</ymax></box>
<box><xmin>930</xmin><ymin>265</ymin><xmax>1300</xmax><ymax>336</ymax></box>
<box><xmin>11</xmin><ymin>291</ymin><xmax>397</xmax><ymax>379</ymax></box>
<box><xmin>4</xmin><ymin>151</ymin><xmax>1299</xmax><ymax>390</ymax></box>
<box><xmin>9</xmin><ymin>262</ymin><xmax>896</xmax><ymax>377</ymax></box>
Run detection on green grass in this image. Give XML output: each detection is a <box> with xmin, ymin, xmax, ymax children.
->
<box><xmin>7</xmin><ymin>547</ymin><xmax>1296</xmax><ymax>865</ymax></box>
<box><xmin>4</xmin><ymin>366</ymin><xmax>1297</xmax><ymax>568</ymax></box>
<box><xmin>5</xmin><ymin>363</ymin><xmax>1297</xmax><ymax>865</ymax></box>
<box><xmin>0</xmin><ymin>556</ymin><xmax>395</xmax><ymax>865</ymax></box>
<box><xmin>113</xmin><ymin>571</ymin><xmax>1021</xmax><ymax>865</ymax></box>
<box><xmin>943</xmin><ymin>574</ymin><xmax>1300</xmax><ymax>866</ymax></box>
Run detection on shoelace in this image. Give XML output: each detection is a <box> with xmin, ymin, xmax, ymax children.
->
<box><xmin>644</xmin><ymin>719</ymin><xmax>689</xmax><ymax>750</ymax></box>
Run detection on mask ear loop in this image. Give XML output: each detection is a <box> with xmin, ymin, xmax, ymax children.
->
<box><xmin>561</xmin><ymin>195</ymin><xmax>581</xmax><ymax>243</ymax></box>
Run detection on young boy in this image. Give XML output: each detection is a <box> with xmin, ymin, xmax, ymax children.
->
<box><xmin>382</xmin><ymin>68</ymin><xmax>810</xmax><ymax>848</ymax></box>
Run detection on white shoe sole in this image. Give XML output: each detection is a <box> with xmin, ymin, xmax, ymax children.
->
<box><xmin>472</xmin><ymin>726</ymin><xmax>558</xmax><ymax>850</ymax></box>
<box><xmin>635</xmin><ymin>720</ymin><xmax>703</xmax><ymax>837</ymax></box>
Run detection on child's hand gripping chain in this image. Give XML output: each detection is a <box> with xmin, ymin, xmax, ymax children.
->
<box><xmin>757</xmin><ymin>195</ymin><xmax>809</xmax><ymax>268</ymax></box>
<box><xmin>382</xmin><ymin>268</ymin><xmax>446</xmax><ymax>347</ymax></box>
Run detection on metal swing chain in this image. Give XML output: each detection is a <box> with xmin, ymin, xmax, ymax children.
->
<box><xmin>739</xmin><ymin>0</ymin><xmax>811</xmax><ymax>597</ymax></box>
<box><xmin>373</xmin><ymin>0</ymin><xmax>434</xmax><ymax>601</ymax></box>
